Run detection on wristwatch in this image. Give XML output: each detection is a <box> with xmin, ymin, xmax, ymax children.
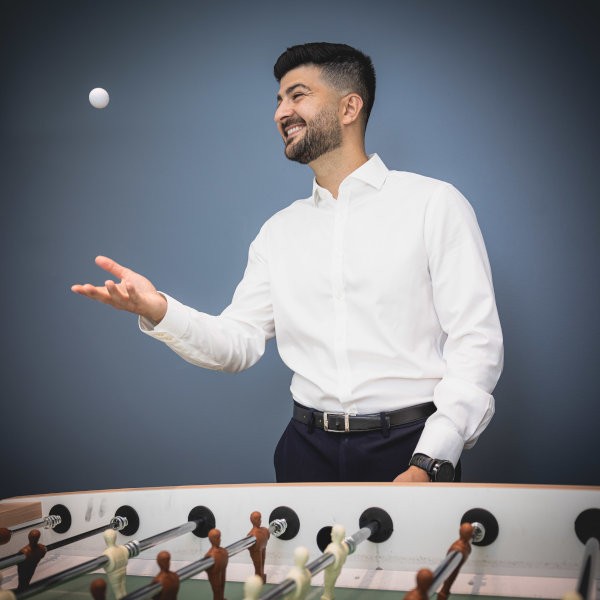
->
<box><xmin>409</xmin><ymin>453</ymin><xmax>455</xmax><ymax>482</ymax></box>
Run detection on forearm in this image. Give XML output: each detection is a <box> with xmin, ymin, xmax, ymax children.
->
<box><xmin>140</xmin><ymin>294</ymin><xmax>270</xmax><ymax>372</ymax></box>
<box><xmin>420</xmin><ymin>183</ymin><xmax>504</xmax><ymax>464</ymax></box>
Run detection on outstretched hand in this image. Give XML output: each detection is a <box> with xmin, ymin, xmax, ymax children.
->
<box><xmin>71</xmin><ymin>256</ymin><xmax>167</xmax><ymax>324</ymax></box>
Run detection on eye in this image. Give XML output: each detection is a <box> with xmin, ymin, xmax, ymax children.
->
<box><xmin>292</xmin><ymin>92</ymin><xmax>304</xmax><ymax>101</ymax></box>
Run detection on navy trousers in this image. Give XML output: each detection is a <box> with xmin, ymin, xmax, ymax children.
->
<box><xmin>274</xmin><ymin>415</ymin><xmax>461</xmax><ymax>483</ymax></box>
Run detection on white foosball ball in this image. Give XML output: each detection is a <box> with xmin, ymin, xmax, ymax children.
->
<box><xmin>0</xmin><ymin>483</ymin><xmax>598</xmax><ymax>600</ymax></box>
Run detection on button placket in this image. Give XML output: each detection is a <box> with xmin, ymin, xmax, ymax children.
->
<box><xmin>332</xmin><ymin>193</ymin><xmax>352</xmax><ymax>405</ymax></box>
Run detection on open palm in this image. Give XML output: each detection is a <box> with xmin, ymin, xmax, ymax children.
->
<box><xmin>71</xmin><ymin>256</ymin><xmax>167</xmax><ymax>323</ymax></box>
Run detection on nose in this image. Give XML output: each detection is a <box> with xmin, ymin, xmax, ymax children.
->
<box><xmin>274</xmin><ymin>98</ymin><xmax>293</xmax><ymax>123</ymax></box>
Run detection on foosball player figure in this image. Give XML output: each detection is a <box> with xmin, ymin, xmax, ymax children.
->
<box><xmin>152</xmin><ymin>550</ymin><xmax>180</xmax><ymax>600</ymax></box>
<box><xmin>102</xmin><ymin>528</ymin><xmax>129</xmax><ymax>599</ymax></box>
<box><xmin>247</xmin><ymin>511</ymin><xmax>270</xmax><ymax>583</ymax></box>
<box><xmin>242</xmin><ymin>574</ymin><xmax>263</xmax><ymax>600</ymax></box>
<box><xmin>403</xmin><ymin>569</ymin><xmax>433</xmax><ymax>600</ymax></box>
<box><xmin>90</xmin><ymin>578</ymin><xmax>107</xmax><ymax>600</ymax></box>
<box><xmin>283</xmin><ymin>546</ymin><xmax>311</xmax><ymax>600</ymax></box>
<box><xmin>17</xmin><ymin>529</ymin><xmax>47</xmax><ymax>590</ymax></box>
<box><xmin>0</xmin><ymin>572</ymin><xmax>17</xmax><ymax>600</ymax></box>
<box><xmin>437</xmin><ymin>522</ymin><xmax>473</xmax><ymax>600</ymax></box>
<box><xmin>321</xmin><ymin>525</ymin><xmax>349</xmax><ymax>600</ymax></box>
<box><xmin>204</xmin><ymin>528</ymin><xmax>228</xmax><ymax>600</ymax></box>
<box><xmin>0</xmin><ymin>528</ymin><xmax>11</xmax><ymax>545</ymax></box>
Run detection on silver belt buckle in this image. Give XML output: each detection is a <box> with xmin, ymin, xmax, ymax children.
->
<box><xmin>323</xmin><ymin>412</ymin><xmax>350</xmax><ymax>432</ymax></box>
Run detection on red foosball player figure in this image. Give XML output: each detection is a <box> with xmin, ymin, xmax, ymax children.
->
<box><xmin>17</xmin><ymin>529</ymin><xmax>47</xmax><ymax>590</ymax></box>
<box><xmin>152</xmin><ymin>551</ymin><xmax>180</xmax><ymax>600</ymax></box>
<box><xmin>403</xmin><ymin>568</ymin><xmax>433</xmax><ymax>600</ymax></box>
<box><xmin>247</xmin><ymin>511</ymin><xmax>270</xmax><ymax>583</ymax></box>
<box><xmin>0</xmin><ymin>528</ymin><xmax>11</xmax><ymax>546</ymax></box>
<box><xmin>437</xmin><ymin>523</ymin><xmax>473</xmax><ymax>600</ymax></box>
<box><xmin>90</xmin><ymin>578</ymin><xmax>107</xmax><ymax>600</ymax></box>
<box><xmin>204</xmin><ymin>528</ymin><xmax>229</xmax><ymax>600</ymax></box>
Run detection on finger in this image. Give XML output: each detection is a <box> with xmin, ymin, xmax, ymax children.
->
<box><xmin>124</xmin><ymin>279</ymin><xmax>140</xmax><ymax>302</ymax></box>
<box><xmin>105</xmin><ymin>280</ymin><xmax>130</xmax><ymax>305</ymax></box>
<box><xmin>71</xmin><ymin>283</ymin><xmax>111</xmax><ymax>303</ymax></box>
<box><xmin>95</xmin><ymin>256</ymin><xmax>129</xmax><ymax>280</ymax></box>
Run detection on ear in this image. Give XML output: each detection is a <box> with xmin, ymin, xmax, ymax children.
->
<box><xmin>340</xmin><ymin>93</ymin><xmax>364</xmax><ymax>126</ymax></box>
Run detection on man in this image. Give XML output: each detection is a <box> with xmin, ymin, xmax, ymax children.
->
<box><xmin>72</xmin><ymin>42</ymin><xmax>503</xmax><ymax>483</ymax></box>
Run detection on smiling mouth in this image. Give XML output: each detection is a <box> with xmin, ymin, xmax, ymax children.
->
<box><xmin>285</xmin><ymin>123</ymin><xmax>306</xmax><ymax>142</ymax></box>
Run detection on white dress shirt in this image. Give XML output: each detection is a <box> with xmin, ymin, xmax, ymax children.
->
<box><xmin>141</xmin><ymin>154</ymin><xmax>503</xmax><ymax>465</ymax></box>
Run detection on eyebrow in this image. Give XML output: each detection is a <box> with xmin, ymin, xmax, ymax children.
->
<box><xmin>276</xmin><ymin>83</ymin><xmax>311</xmax><ymax>103</ymax></box>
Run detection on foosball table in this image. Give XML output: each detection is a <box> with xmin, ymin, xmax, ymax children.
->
<box><xmin>0</xmin><ymin>483</ymin><xmax>598</xmax><ymax>599</ymax></box>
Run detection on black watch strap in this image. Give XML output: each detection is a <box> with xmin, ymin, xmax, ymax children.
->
<box><xmin>409</xmin><ymin>453</ymin><xmax>455</xmax><ymax>482</ymax></box>
<box><xmin>409</xmin><ymin>453</ymin><xmax>436</xmax><ymax>476</ymax></box>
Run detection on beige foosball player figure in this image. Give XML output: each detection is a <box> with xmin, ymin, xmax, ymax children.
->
<box><xmin>0</xmin><ymin>573</ymin><xmax>16</xmax><ymax>600</ymax></box>
<box><xmin>204</xmin><ymin>528</ymin><xmax>229</xmax><ymax>600</ymax></box>
<box><xmin>102</xmin><ymin>528</ymin><xmax>129</xmax><ymax>599</ymax></box>
<box><xmin>562</xmin><ymin>593</ymin><xmax>583</xmax><ymax>600</ymax></box>
<box><xmin>321</xmin><ymin>525</ymin><xmax>349</xmax><ymax>600</ymax></box>
<box><xmin>403</xmin><ymin>569</ymin><xmax>433</xmax><ymax>600</ymax></box>
<box><xmin>283</xmin><ymin>546</ymin><xmax>311</xmax><ymax>600</ymax></box>
<box><xmin>90</xmin><ymin>578</ymin><xmax>107</xmax><ymax>600</ymax></box>
<box><xmin>247</xmin><ymin>511</ymin><xmax>270</xmax><ymax>583</ymax></box>
<box><xmin>17</xmin><ymin>529</ymin><xmax>47</xmax><ymax>590</ymax></box>
<box><xmin>152</xmin><ymin>550</ymin><xmax>180</xmax><ymax>600</ymax></box>
<box><xmin>242</xmin><ymin>574</ymin><xmax>263</xmax><ymax>600</ymax></box>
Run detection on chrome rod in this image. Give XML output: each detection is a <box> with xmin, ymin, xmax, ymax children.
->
<box><xmin>576</xmin><ymin>537</ymin><xmax>599</xmax><ymax>600</ymax></box>
<box><xmin>123</xmin><ymin>531</ymin><xmax>263</xmax><ymax>600</ymax></box>
<box><xmin>259</xmin><ymin>525</ymin><xmax>372</xmax><ymax>600</ymax></box>
<box><xmin>429</xmin><ymin>550</ymin><xmax>463</xmax><ymax>591</ymax></box>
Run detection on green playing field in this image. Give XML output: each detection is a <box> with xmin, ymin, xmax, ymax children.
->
<box><xmin>34</xmin><ymin>573</ymin><xmax>551</xmax><ymax>600</ymax></box>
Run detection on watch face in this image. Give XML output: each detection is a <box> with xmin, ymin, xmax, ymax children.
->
<box><xmin>434</xmin><ymin>461</ymin><xmax>455</xmax><ymax>482</ymax></box>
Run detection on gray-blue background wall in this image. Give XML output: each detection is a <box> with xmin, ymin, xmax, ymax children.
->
<box><xmin>1</xmin><ymin>0</ymin><xmax>598</xmax><ymax>498</ymax></box>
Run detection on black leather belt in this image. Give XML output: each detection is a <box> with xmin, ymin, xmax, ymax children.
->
<box><xmin>293</xmin><ymin>401</ymin><xmax>436</xmax><ymax>433</ymax></box>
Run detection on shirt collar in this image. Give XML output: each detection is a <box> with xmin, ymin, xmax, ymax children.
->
<box><xmin>311</xmin><ymin>153</ymin><xmax>389</xmax><ymax>206</ymax></box>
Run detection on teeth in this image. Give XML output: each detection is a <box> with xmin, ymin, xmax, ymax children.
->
<box><xmin>286</xmin><ymin>125</ymin><xmax>304</xmax><ymax>136</ymax></box>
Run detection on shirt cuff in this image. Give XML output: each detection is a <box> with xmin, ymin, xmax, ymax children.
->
<box><xmin>138</xmin><ymin>293</ymin><xmax>189</xmax><ymax>341</ymax></box>
<box><xmin>412</xmin><ymin>420</ymin><xmax>465</xmax><ymax>467</ymax></box>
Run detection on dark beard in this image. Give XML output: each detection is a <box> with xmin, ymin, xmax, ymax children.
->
<box><xmin>284</xmin><ymin>107</ymin><xmax>342</xmax><ymax>164</ymax></box>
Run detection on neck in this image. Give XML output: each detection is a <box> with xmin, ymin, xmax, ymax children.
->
<box><xmin>310</xmin><ymin>143</ymin><xmax>369</xmax><ymax>199</ymax></box>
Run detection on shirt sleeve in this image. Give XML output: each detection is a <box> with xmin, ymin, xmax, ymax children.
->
<box><xmin>139</xmin><ymin>225</ymin><xmax>275</xmax><ymax>373</ymax></box>
<box><xmin>413</xmin><ymin>183</ymin><xmax>504</xmax><ymax>465</ymax></box>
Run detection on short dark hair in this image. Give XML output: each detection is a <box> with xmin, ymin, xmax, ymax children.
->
<box><xmin>273</xmin><ymin>42</ymin><xmax>376</xmax><ymax>128</ymax></box>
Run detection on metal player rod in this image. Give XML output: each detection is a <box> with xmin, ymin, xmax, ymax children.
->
<box><xmin>427</xmin><ymin>521</ymin><xmax>483</xmax><ymax>593</ymax></box>
<box><xmin>0</xmin><ymin>517</ymin><xmax>128</xmax><ymax>571</ymax></box>
<box><xmin>575</xmin><ymin>537</ymin><xmax>599</xmax><ymax>600</ymax></box>
<box><xmin>259</xmin><ymin>521</ymin><xmax>379</xmax><ymax>600</ymax></box>
<box><xmin>12</xmin><ymin>518</ymin><xmax>205</xmax><ymax>600</ymax></box>
<box><xmin>2</xmin><ymin>515</ymin><xmax>62</xmax><ymax>536</ymax></box>
<box><xmin>122</xmin><ymin>518</ymin><xmax>288</xmax><ymax>600</ymax></box>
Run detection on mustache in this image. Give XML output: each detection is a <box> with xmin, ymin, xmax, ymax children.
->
<box><xmin>282</xmin><ymin>118</ymin><xmax>306</xmax><ymax>132</ymax></box>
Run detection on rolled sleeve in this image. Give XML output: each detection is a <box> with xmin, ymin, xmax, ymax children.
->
<box><xmin>415</xmin><ymin>184</ymin><xmax>504</xmax><ymax>464</ymax></box>
<box><xmin>138</xmin><ymin>225</ymin><xmax>275</xmax><ymax>372</ymax></box>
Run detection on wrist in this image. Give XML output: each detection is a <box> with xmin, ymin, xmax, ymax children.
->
<box><xmin>409</xmin><ymin>453</ymin><xmax>455</xmax><ymax>482</ymax></box>
<box><xmin>407</xmin><ymin>465</ymin><xmax>430</xmax><ymax>482</ymax></box>
<box><xmin>147</xmin><ymin>293</ymin><xmax>168</xmax><ymax>325</ymax></box>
